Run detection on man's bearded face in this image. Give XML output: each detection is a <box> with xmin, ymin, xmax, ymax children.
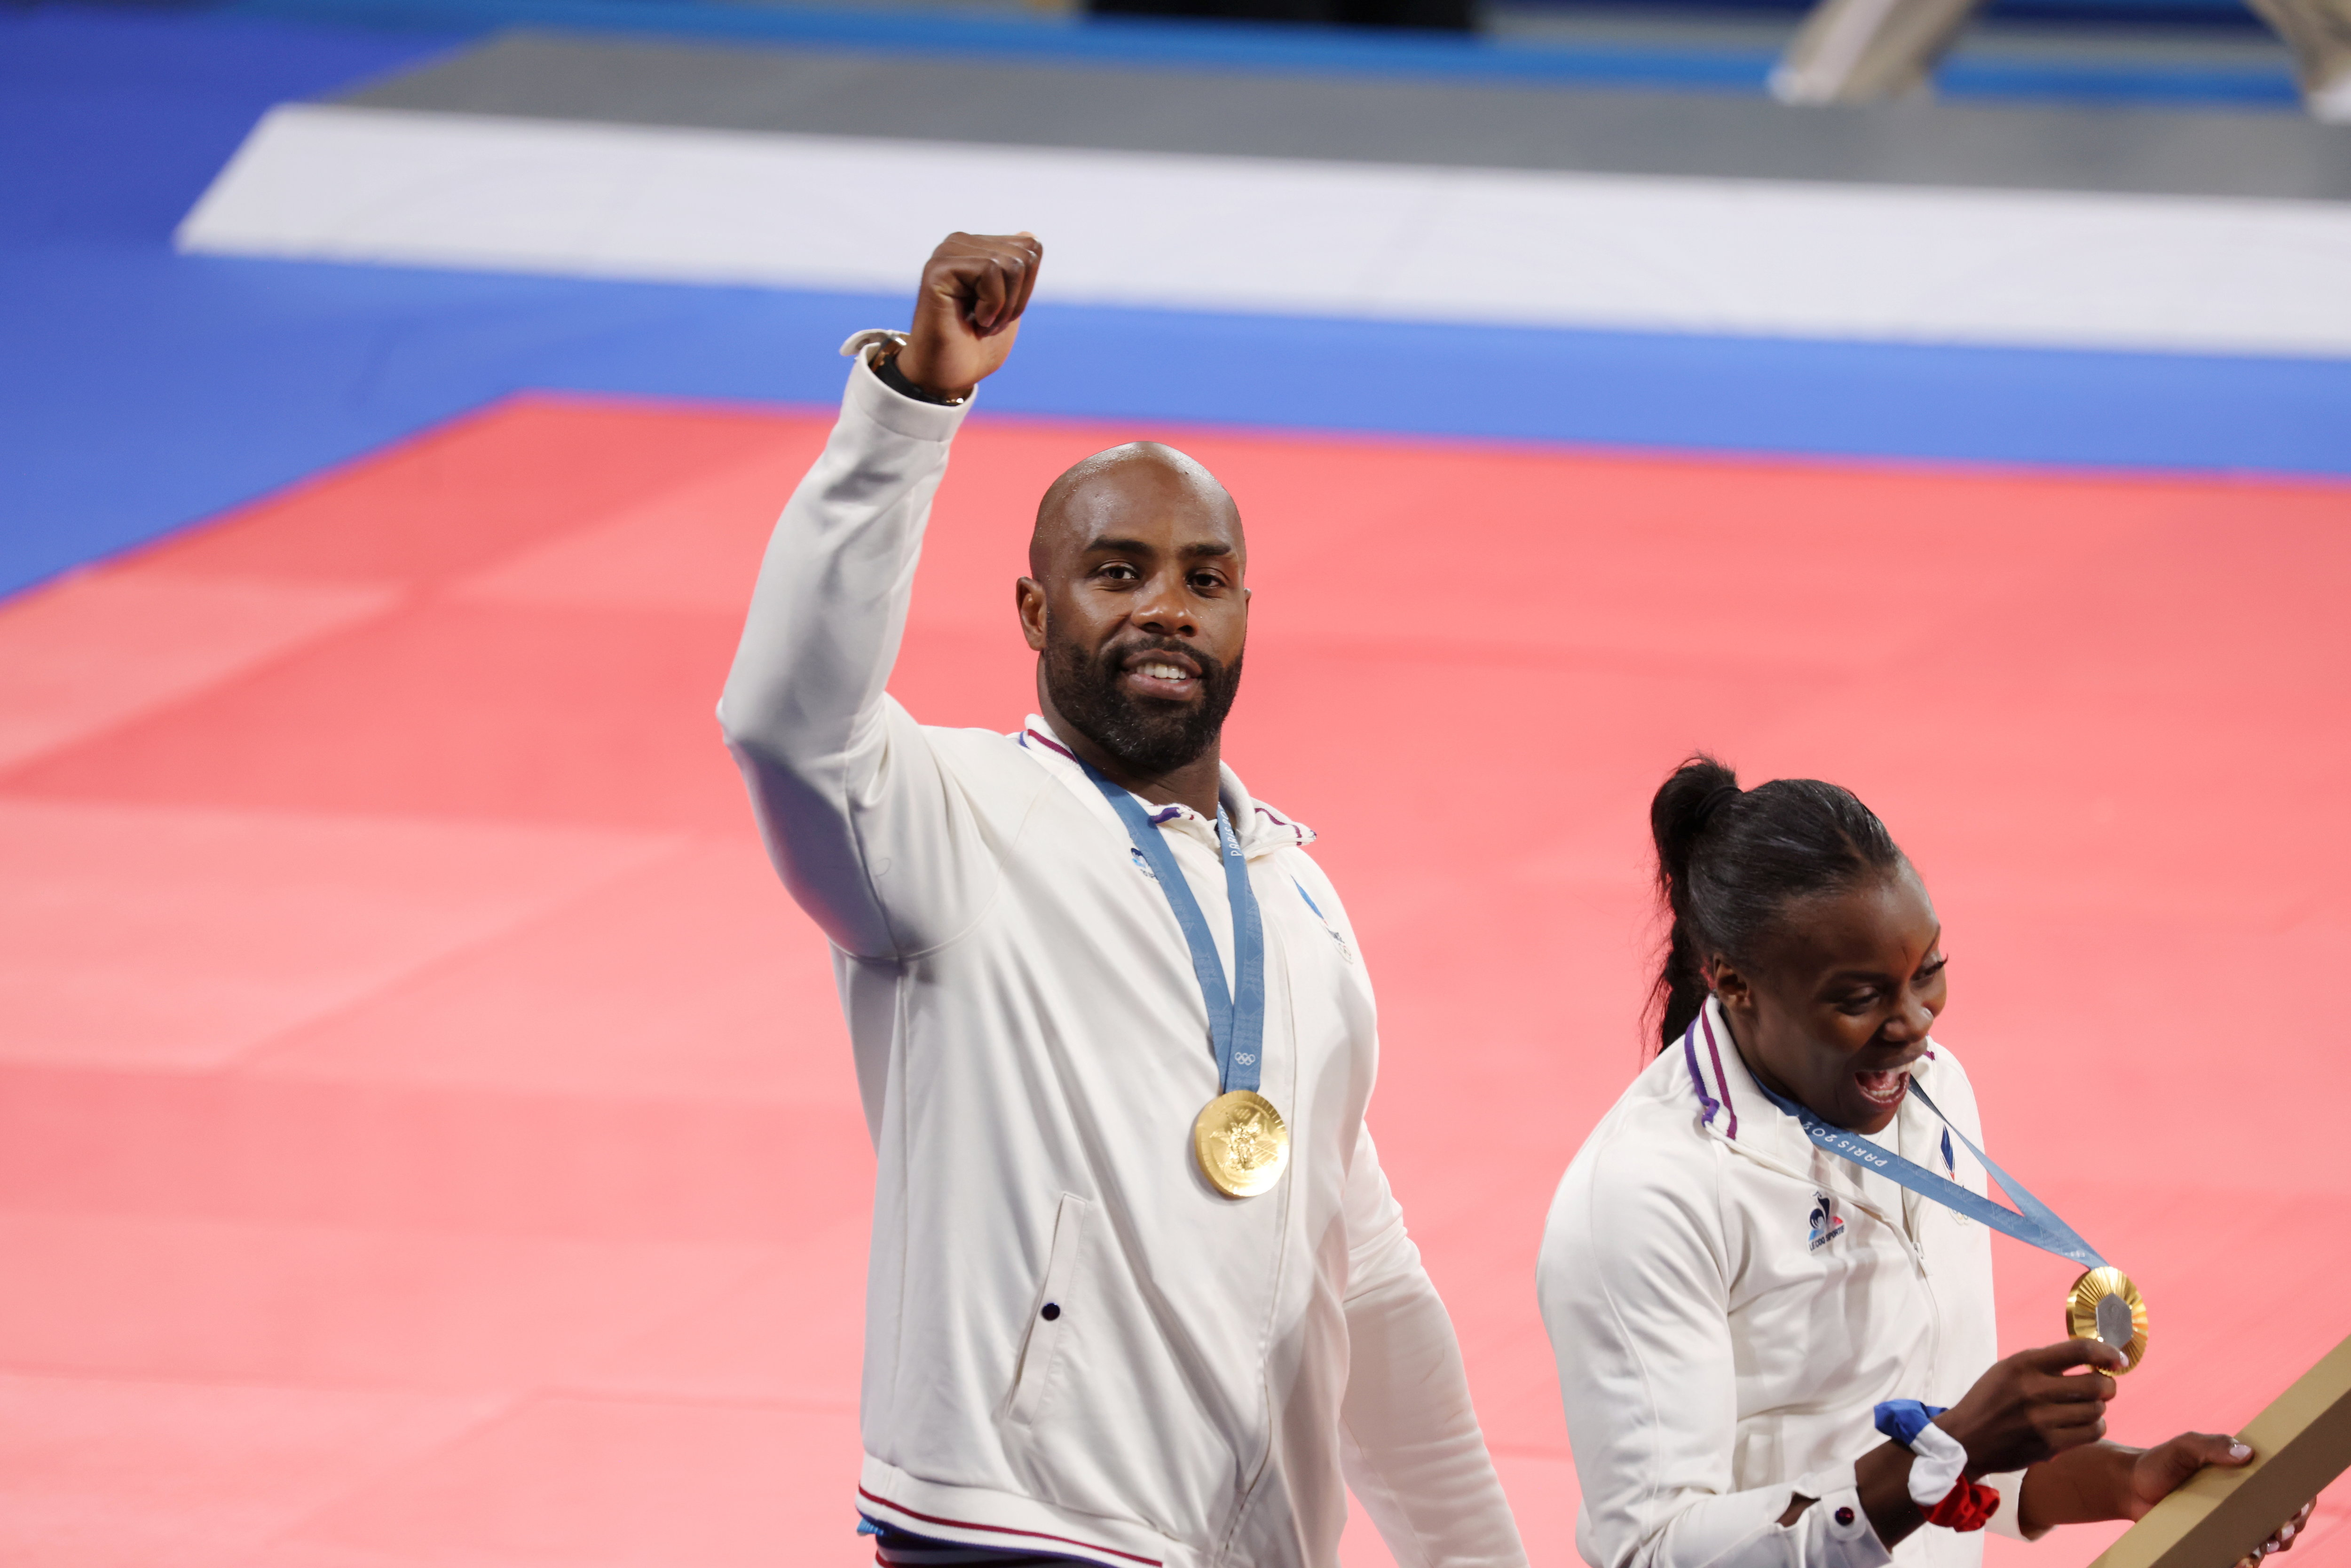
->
<box><xmin>1043</xmin><ymin>627</ymin><xmax>1243</xmax><ymax>779</ymax></box>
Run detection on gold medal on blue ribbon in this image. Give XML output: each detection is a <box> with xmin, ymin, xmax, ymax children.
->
<box><xmin>1081</xmin><ymin>760</ymin><xmax>1286</xmax><ymax>1200</ymax></box>
<box><xmin>2067</xmin><ymin>1266</ymin><xmax>2150</xmax><ymax>1372</ymax></box>
<box><xmin>1736</xmin><ymin>1030</ymin><xmax>2141</xmax><ymax>1365</ymax></box>
<box><xmin>1193</xmin><ymin>1089</ymin><xmax>1289</xmax><ymax>1198</ymax></box>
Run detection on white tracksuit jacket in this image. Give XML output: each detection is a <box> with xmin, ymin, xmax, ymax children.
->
<box><xmin>1537</xmin><ymin>998</ymin><xmax>2037</xmax><ymax>1568</ymax></box>
<box><xmin>718</xmin><ymin>355</ymin><xmax>1526</xmax><ymax>1568</ymax></box>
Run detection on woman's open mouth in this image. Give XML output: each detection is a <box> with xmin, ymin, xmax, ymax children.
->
<box><xmin>1854</xmin><ymin>1068</ymin><xmax>1910</xmax><ymax>1109</ymax></box>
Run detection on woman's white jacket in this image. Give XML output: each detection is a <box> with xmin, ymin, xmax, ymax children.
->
<box><xmin>1538</xmin><ymin>998</ymin><xmax>2036</xmax><ymax>1568</ymax></box>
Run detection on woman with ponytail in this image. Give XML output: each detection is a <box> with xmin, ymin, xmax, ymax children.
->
<box><xmin>1535</xmin><ymin>757</ymin><xmax>2309</xmax><ymax>1568</ymax></box>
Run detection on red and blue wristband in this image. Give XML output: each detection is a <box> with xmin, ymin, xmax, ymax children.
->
<box><xmin>1876</xmin><ymin>1401</ymin><xmax>2001</xmax><ymax>1533</ymax></box>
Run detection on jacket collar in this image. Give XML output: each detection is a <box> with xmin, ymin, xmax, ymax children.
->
<box><xmin>1683</xmin><ymin>995</ymin><xmax>1947</xmax><ymax>1173</ymax></box>
<box><xmin>1016</xmin><ymin>715</ymin><xmax>1314</xmax><ymax>859</ymax></box>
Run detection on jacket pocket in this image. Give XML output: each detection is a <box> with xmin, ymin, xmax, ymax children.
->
<box><xmin>1006</xmin><ymin>1191</ymin><xmax>1092</xmax><ymax>1427</ymax></box>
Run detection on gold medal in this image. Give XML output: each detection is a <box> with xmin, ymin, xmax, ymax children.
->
<box><xmin>1193</xmin><ymin>1089</ymin><xmax>1290</xmax><ymax>1198</ymax></box>
<box><xmin>2066</xmin><ymin>1266</ymin><xmax>2149</xmax><ymax>1372</ymax></box>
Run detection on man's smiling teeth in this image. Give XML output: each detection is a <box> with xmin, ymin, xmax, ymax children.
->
<box><xmin>1854</xmin><ymin>1069</ymin><xmax>1910</xmax><ymax>1106</ymax></box>
<box><xmin>1136</xmin><ymin>662</ymin><xmax>1192</xmax><ymax>681</ymax></box>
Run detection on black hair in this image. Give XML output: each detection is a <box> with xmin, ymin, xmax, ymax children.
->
<box><xmin>1649</xmin><ymin>754</ymin><xmax>1906</xmax><ymax>1050</ymax></box>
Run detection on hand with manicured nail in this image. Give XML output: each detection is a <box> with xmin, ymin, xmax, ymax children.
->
<box><xmin>2013</xmin><ymin>1423</ymin><xmax>2320</xmax><ymax>1541</ymax></box>
<box><xmin>2123</xmin><ymin>1432</ymin><xmax>2256</xmax><ymax>1521</ymax></box>
<box><xmin>2234</xmin><ymin>1498</ymin><xmax>2317</xmax><ymax>1567</ymax></box>
<box><xmin>2120</xmin><ymin>1435</ymin><xmax>2312</xmax><ymax>1562</ymax></box>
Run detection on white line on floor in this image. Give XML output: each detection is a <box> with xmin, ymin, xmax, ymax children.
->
<box><xmin>178</xmin><ymin>102</ymin><xmax>2351</xmax><ymax>359</ymax></box>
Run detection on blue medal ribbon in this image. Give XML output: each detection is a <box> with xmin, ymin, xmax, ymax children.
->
<box><xmin>1730</xmin><ymin>1027</ymin><xmax>2106</xmax><ymax>1270</ymax></box>
<box><xmin>1081</xmin><ymin>761</ymin><xmax>1266</xmax><ymax>1095</ymax></box>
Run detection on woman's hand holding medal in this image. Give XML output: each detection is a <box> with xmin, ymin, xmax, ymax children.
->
<box><xmin>1936</xmin><ymin>1339</ymin><xmax>2126</xmax><ymax>1475</ymax></box>
<box><xmin>1848</xmin><ymin>1339</ymin><xmax>2122</xmax><ymax>1541</ymax></box>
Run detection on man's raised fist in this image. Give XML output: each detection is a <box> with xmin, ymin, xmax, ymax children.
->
<box><xmin>895</xmin><ymin>231</ymin><xmax>1043</xmax><ymax>401</ymax></box>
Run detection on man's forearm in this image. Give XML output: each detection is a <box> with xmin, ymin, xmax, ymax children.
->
<box><xmin>715</xmin><ymin>354</ymin><xmax>969</xmax><ymax>957</ymax></box>
<box><xmin>721</xmin><ymin>231</ymin><xmax>1034</xmax><ymax>781</ymax></box>
<box><xmin>718</xmin><ymin>354</ymin><xmax>963</xmax><ymax>769</ymax></box>
<box><xmin>1340</xmin><ymin>1270</ymin><xmax>1527</xmax><ymax>1567</ymax></box>
<box><xmin>718</xmin><ymin>233</ymin><xmax>1037</xmax><ymax>956</ymax></box>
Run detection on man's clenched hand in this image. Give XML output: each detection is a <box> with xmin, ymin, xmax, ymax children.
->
<box><xmin>894</xmin><ymin>231</ymin><xmax>1042</xmax><ymax>400</ymax></box>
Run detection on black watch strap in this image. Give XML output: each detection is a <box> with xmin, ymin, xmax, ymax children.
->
<box><xmin>871</xmin><ymin>347</ymin><xmax>964</xmax><ymax>407</ymax></box>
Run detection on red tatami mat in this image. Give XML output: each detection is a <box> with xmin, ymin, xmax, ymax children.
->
<box><xmin>3</xmin><ymin>393</ymin><xmax>2347</xmax><ymax>1568</ymax></box>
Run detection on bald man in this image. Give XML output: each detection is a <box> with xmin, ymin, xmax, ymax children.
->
<box><xmin>719</xmin><ymin>233</ymin><xmax>1525</xmax><ymax>1568</ymax></box>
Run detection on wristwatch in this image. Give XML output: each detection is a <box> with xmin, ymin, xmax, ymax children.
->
<box><xmin>869</xmin><ymin>338</ymin><xmax>968</xmax><ymax>407</ymax></box>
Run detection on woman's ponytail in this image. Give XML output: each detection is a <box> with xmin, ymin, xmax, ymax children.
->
<box><xmin>1643</xmin><ymin>754</ymin><xmax>1905</xmax><ymax>1052</ymax></box>
<box><xmin>1649</xmin><ymin>756</ymin><xmax>1741</xmax><ymax>1047</ymax></box>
